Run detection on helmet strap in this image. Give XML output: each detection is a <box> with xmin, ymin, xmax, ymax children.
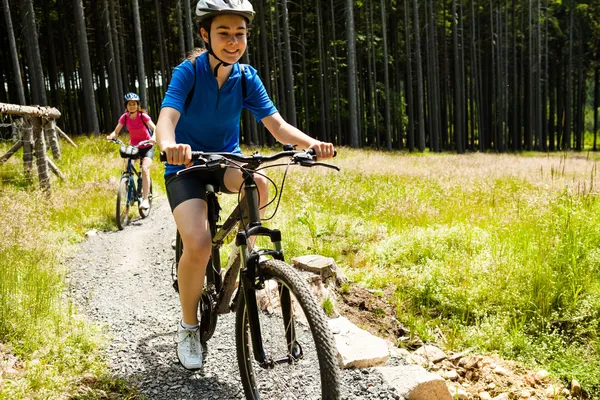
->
<box><xmin>206</xmin><ymin>32</ymin><xmax>231</xmax><ymax>77</ymax></box>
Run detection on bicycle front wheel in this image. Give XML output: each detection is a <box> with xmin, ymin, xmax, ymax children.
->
<box><xmin>116</xmin><ymin>177</ymin><xmax>131</xmax><ymax>230</ymax></box>
<box><xmin>235</xmin><ymin>259</ymin><xmax>340</xmax><ymax>400</ymax></box>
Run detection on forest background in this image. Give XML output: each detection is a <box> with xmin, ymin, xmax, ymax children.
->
<box><xmin>2</xmin><ymin>0</ymin><xmax>600</xmax><ymax>398</ymax></box>
<box><xmin>0</xmin><ymin>0</ymin><xmax>599</xmax><ymax>152</ymax></box>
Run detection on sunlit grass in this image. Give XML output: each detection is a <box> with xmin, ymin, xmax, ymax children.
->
<box><xmin>0</xmin><ymin>134</ymin><xmax>156</xmax><ymax>398</ymax></box>
<box><xmin>263</xmin><ymin>149</ymin><xmax>600</xmax><ymax>396</ymax></box>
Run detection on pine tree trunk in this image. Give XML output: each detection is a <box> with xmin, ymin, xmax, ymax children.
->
<box><xmin>183</xmin><ymin>0</ymin><xmax>195</xmax><ymax>50</ymax></box>
<box><xmin>73</xmin><ymin>0</ymin><xmax>99</xmax><ymax>133</ymax></box>
<box><xmin>154</xmin><ymin>0</ymin><xmax>169</xmax><ymax>92</ymax></box>
<box><xmin>299</xmin><ymin>0</ymin><xmax>310</xmax><ymax>135</ymax></box>
<box><xmin>316</xmin><ymin>0</ymin><xmax>327</xmax><ymax>141</ymax></box>
<box><xmin>330</xmin><ymin>0</ymin><xmax>342</xmax><ymax>144</ymax></box>
<box><xmin>404</xmin><ymin>0</ymin><xmax>415</xmax><ymax>151</ymax></box>
<box><xmin>21</xmin><ymin>0</ymin><xmax>47</xmax><ymax>106</ymax></box>
<box><xmin>594</xmin><ymin>67</ymin><xmax>599</xmax><ymax>151</ymax></box>
<box><xmin>280</xmin><ymin>0</ymin><xmax>297</xmax><ymax>127</ymax></box>
<box><xmin>346</xmin><ymin>0</ymin><xmax>359</xmax><ymax>147</ymax></box>
<box><xmin>109</xmin><ymin>0</ymin><xmax>124</xmax><ymax>97</ymax></box>
<box><xmin>2</xmin><ymin>0</ymin><xmax>26</xmax><ymax>104</ymax></box>
<box><xmin>102</xmin><ymin>0</ymin><xmax>121</xmax><ymax>124</ymax></box>
<box><xmin>177</xmin><ymin>0</ymin><xmax>187</xmax><ymax>58</ymax></box>
<box><xmin>412</xmin><ymin>0</ymin><xmax>425</xmax><ymax>151</ymax></box>
<box><xmin>256</xmin><ymin>0</ymin><xmax>273</xmax><ymax>145</ymax></box>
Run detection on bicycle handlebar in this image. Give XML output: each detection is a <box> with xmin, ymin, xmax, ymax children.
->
<box><xmin>159</xmin><ymin>147</ymin><xmax>339</xmax><ymax>171</ymax></box>
<box><xmin>108</xmin><ymin>138</ymin><xmax>154</xmax><ymax>148</ymax></box>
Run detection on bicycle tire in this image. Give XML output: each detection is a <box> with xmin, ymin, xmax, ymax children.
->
<box><xmin>116</xmin><ymin>177</ymin><xmax>131</xmax><ymax>230</ymax></box>
<box><xmin>139</xmin><ymin>177</ymin><xmax>153</xmax><ymax>218</ymax></box>
<box><xmin>235</xmin><ymin>259</ymin><xmax>340</xmax><ymax>400</ymax></box>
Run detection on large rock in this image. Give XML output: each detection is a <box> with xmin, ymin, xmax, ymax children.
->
<box><xmin>375</xmin><ymin>365</ymin><xmax>452</xmax><ymax>400</ymax></box>
<box><xmin>291</xmin><ymin>254</ymin><xmax>347</xmax><ymax>284</ymax></box>
<box><xmin>329</xmin><ymin>317</ymin><xmax>389</xmax><ymax>368</ymax></box>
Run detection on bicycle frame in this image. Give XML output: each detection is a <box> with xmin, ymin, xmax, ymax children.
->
<box><xmin>121</xmin><ymin>158</ymin><xmax>142</xmax><ymax>205</ymax></box>
<box><xmin>204</xmin><ymin>168</ymin><xmax>295</xmax><ymax>368</ymax></box>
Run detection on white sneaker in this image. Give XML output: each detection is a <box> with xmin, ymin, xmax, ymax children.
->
<box><xmin>175</xmin><ymin>323</ymin><xmax>203</xmax><ymax>370</ymax></box>
<box><xmin>140</xmin><ymin>199</ymin><xmax>150</xmax><ymax>210</ymax></box>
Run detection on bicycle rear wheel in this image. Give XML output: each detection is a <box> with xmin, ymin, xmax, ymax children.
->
<box><xmin>116</xmin><ymin>177</ymin><xmax>132</xmax><ymax>230</ymax></box>
<box><xmin>235</xmin><ymin>259</ymin><xmax>340</xmax><ymax>400</ymax></box>
<box><xmin>138</xmin><ymin>177</ymin><xmax>153</xmax><ymax>218</ymax></box>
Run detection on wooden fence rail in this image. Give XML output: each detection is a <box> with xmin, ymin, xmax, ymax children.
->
<box><xmin>0</xmin><ymin>103</ymin><xmax>75</xmax><ymax>193</ymax></box>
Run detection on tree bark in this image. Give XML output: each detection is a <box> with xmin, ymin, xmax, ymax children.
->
<box><xmin>280</xmin><ymin>0</ymin><xmax>297</xmax><ymax>127</ymax></box>
<box><xmin>3</xmin><ymin>0</ymin><xmax>26</xmax><ymax>105</ymax></box>
<box><xmin>131</xmin><ymin>0</ymin><xmax>147</xmax><ymax>109</ymax></box>
<box><xmin>176</xmin><ymin>0</ymin><xmax>187</xmax><ymax>58</ymax></box>
<box><xmin>73</xmin><ymin>0</ymin><xmax>100</xmax><ymax>133</ymax></box>
<box><xmin>381</xmin><ymin>0</ymin><xmax>392</xmax><ymax>151</ymax></box>
<box><xmin>32</xmin><ymin>117</ymin><xmax>51</xmax><ymax>193</ymax></box>
<box><xmin>346</xmin><ymin>0</ymin><xmax>359</xmax><ymax>147</ymax></box>
<box><xmin>183</xmin><ymin>0</ymin><xmax>195</xmax><ymax>50</ymax></box>
<box><xmin>404</xmin><ymin>0</ymin><xmax>414</xmax><ymax>151</ymax></box>
<box><xmin>413</xmin><ymin>0</ymin><xmax>425</xmax><ymax>151</ymax></box>
<box><xmin>20</xmin><ymin>0</ymin><xmax>47</xmax><ymax>106</ymax></box>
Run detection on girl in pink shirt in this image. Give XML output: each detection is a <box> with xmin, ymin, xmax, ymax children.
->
<box><xmin>107</xmin><ymin>92</ymin><xmax>156</xmax><ymax>210</ymax></box>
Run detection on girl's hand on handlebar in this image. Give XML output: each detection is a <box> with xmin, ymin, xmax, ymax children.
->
<box><xmin>163</xmin><ymin>143</ymin><xmax>193</xmax><ymax>168</ymax></box>
<box><xmin>308</xmin><ymin>141</ymin><xmax>335</xmax><ymax>160</ymax></box>
<box><xmin>106</xmin><ymin>132</ymin><xmax>116</xmax><ymax>141</ymax></box>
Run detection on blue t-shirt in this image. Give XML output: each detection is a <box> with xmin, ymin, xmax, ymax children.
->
<box><xmin>161</xmin><ymin>51</ymin><xmax>278</xmax><ymax>175</ymax></box>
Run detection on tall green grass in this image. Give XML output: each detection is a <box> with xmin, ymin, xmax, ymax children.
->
<box><xmin>267</xmin><ymin>150</ymin><xmax>600</xmax><ymax>396</ymax></box>
<box><xmin>0</xmin><ymin>135</ymin><xmax>160</xmax><ymax>398</ymax></box>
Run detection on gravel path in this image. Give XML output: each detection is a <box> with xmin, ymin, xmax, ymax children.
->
<box><xmin>67</xmin><ymin>197</ymin><xmax>403</xmax><ymax>399</ymax></box>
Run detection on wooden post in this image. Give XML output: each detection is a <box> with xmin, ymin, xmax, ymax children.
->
<box><xmin>56</xmin><ymin>126</ymin><xmax>78</xmax><ymax>147</ymax></box>
<box><xmin>0</xmin><ymin>140</ymin><xmax>23</xmax><ymax>165</ymax></box>
<box><xmin>44</xmin><ymin>119</ymin><xmax>61</xmax><ymax>159</ymax></box>
<box><xmin>20</xmin><ymin>117</ymin><xmax>34</xmax><ymax>183</ymax></box>
<box><xmin>46</xmin><ymin>157</ymin><xmax>65</xmax><ymax>181</ymax></box>
<box><xmin>31</xmin><ymin>117</ymin><xmax>51</xmax><ymax>193</ymax></box>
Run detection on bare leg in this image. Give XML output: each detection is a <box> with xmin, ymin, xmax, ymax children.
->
<box><xmin>173</xmin><ymin>199</ymin><xmax>211</xmax><ymax>326</ymax></box>
<box><xmin>141</xmin><ymin>157</ymin><xmax>152</xmax><ymax>200</ymax></box>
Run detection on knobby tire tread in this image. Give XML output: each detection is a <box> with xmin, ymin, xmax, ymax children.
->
<box><xmin>116</xmin><ymin>177</ymin><xmax>130</xmax><ymax>230</ymax></box>
<box><xmin>235</xmin><ymin>259</ymin><xmax>340</xmax><ymax>400</ymax></box>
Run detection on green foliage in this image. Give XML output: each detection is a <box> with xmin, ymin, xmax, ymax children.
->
<box><xmin>322</xmin><ymin>297</ymin><xmax>335</xmax><ymax>317</ymax></box>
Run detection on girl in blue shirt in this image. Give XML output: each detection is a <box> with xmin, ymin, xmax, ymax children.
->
<box><xmin>155</xmin><ymin>0</ymin><xmax>335</xmax><ymax>371</ymax></box>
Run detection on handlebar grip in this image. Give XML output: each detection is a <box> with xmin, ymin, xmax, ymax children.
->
<box><xmin>307</xmin><ymin>148</ymin><xmax>337</xmax><ymax>158</ymax></box>
<box><xmin>159</xmin><ymin>151</ymin><xmax>206</xmax><ymax>163</ymax></box>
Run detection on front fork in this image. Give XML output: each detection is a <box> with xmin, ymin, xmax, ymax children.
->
<box><xmin>237</xmin><ymin>229</ymin><xmax>300</xmax><ymax>367</ymax></box>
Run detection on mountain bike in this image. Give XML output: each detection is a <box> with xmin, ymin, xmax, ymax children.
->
<box><xmin>110</xmin><ymin>138</ymin><xmax>154</xmax><ymax>230</ymax></box>
<box><xmin>161</xmin><ymin>146</ymin><xmax>341</xmax><ymax>400</ymax></box>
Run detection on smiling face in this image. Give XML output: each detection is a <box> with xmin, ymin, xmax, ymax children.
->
<box><xmin>126</xmin><ymin>101</ymin><xmax>139</xmax><ymax>113</ymax></box>
<box><xmin>201</xmin><ymin>14</ymin><xmax>248</xmax><ymax>64</ymax></box>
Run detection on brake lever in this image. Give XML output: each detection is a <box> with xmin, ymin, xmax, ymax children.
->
<box><xmin>298</xmin><ymin>160</ymin><xmax>340</xmax><ymax>171</ymax></box>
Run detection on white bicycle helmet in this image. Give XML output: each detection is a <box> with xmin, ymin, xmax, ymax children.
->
<box><xmin>196</xmin><ymin>0</ymin><xmax>255</xmax><ymax>23</ymax></box>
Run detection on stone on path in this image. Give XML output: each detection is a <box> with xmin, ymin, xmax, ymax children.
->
<box><xmin>375</xmin><ymin>365</ymin><xmax>452</xmax><ymax>400</ymax></box>
<box><xmin>291</xmin><ymin>254</ymin><xmax>347</xmax><ymax>283</ymax></box>
<box><xmin>329</xmin><ymin>316</ymin><xmax>389</xmax><ymax>369</ymax></box>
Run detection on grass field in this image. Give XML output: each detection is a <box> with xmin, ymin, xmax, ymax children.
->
<box><xmin>2</xmin><ymin>135</ymin><xmax>600</xmax><ymax>397</ymax></box>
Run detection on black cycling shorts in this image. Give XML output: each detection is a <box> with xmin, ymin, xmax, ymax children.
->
<box><xmin>165</xmin><ymin>168</ymin><xmax>236</xmax><ymax>211</ymax></box>
<box><xmin>137</xmin><ymin>145</ymin><xmax>155</xmax><ymax>161</ymax></box>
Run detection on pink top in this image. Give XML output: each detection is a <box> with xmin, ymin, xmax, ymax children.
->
<box><xmin>119</xmin><ymin>112</ymin><xmax>153</xmax><ymax>146</ymax></box>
